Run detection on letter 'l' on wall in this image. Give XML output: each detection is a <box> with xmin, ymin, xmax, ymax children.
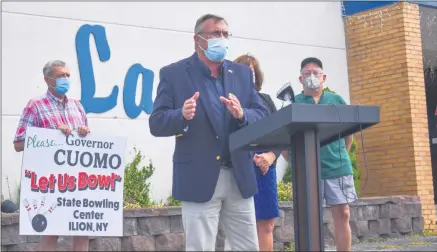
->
<box><xmin>75</xmin><ymin>24</ymin><xmax>154</xmax><ymax>119</ymax></box>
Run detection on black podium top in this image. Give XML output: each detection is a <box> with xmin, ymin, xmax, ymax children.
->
<box><xmin>230</xmin><ymin>103</ymin><xmax>380</xmax><ymax>152</ymax></box>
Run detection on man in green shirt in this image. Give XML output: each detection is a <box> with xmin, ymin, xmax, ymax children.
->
<box><xmin>283</xmin><ymin>57</ymin><xmax>357</xmax><ymax>252</ymax></box>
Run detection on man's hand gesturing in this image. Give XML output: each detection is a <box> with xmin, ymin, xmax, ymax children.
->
<box><xmin>182</xmin><ymin>92</ymin><xmax>200</xmax><ymax>120</ymax></box>
<box><xmin>220</xmin><ymin>93</ymin><xmax>244</xmax><ymax>120</ymax></box>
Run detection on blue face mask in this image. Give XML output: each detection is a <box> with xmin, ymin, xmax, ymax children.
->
<box><xmin>49</xmin><ymin>77</ymin><xmax>70</xmax><ymax>95</ymax></box>
<box><xmin>198</xmin><ymin>35</ymin><xmax>229</xmax><ymax>62</ymax></box>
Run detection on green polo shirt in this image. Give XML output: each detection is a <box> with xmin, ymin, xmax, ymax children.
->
<box><xmin>294</xmin><ymin>91</ymin><xmax>353</xmax><ymax>179</ymax></box>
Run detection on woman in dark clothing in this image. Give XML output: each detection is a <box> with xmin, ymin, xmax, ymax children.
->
<box><xmin>233</xmin><ymin>54</ymin><xmax>280</xmax><ymax>251</ymax></box>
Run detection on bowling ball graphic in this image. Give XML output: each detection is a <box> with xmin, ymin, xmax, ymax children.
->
<box><xmin>31</xmin><ymin>214</ymin><xmax>47</xmax><ymax>233</ymax></box>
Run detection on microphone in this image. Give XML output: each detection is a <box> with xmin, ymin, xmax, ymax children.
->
<box><xmin>276</xmin><ymin>81</ymin><xmax>295</xmax><ymax>103</ymax></box>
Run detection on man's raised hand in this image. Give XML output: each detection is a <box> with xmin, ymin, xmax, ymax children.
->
<box><xmin>220</xmin><ymin>93</ymin><xmax>244</xmax><ymax>120</ymax></box>
<box><xmin>182</xmin><ymin>92</ymin><xmax>200</xmax><ymax>120</ymax></box>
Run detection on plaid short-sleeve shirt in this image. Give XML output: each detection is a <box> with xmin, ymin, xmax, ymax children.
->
<box><xmin>14</xmin><ymin>91</ymin><xmax>88</xmax><ymax>143</ymax></box>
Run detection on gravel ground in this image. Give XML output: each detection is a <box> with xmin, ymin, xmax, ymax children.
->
<box><xmin>324</xmin><ymin>236</ymin><xmax>437</xmax><ymax>251</ymax></box>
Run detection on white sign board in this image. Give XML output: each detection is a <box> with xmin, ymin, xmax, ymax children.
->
<box><xmin>19</xmin><ymin>127</ymin><xmax>127</xmax><ymax>237</ymax></box>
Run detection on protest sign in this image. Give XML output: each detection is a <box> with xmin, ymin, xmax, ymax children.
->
<box><xmin>19</xmin><ymin>127</ymin><xmax>127</xmax><ymax>237</ymax></box>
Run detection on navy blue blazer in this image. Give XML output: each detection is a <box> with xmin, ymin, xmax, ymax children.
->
<box><xmin>149</xmin><ymin>53</ymin><xmax>269</xmax><ymax>203</ymax></box>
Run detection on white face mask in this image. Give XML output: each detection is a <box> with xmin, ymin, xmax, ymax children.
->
<box><xmin>303</xmin><ymin>74</ymin><xmax>321</xmax><ymax>90</ymax></box>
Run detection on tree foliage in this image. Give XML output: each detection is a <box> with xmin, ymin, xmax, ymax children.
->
<box><xmin>123</xmin><ymin>148</ymin><xmax>155</xmax><ymax>208</ymax></box>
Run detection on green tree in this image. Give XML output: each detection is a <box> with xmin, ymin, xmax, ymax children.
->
<box><xmin>167</xmin><ymin>195</ymin><xmax>182</xmax><ymax>206</ymax></box>
<box><xmin>277</xmin><ymin>181</ymin><xmax>293</xmax><ymax>201</ymax></box>
<box><xmin>123</xmin><ymin>148</ymin><xmax>155</xmax><ymax>208</ymax></box>
<box><xmin>349</xmin><ymin>140</ymin><xmax>360</xmax><ymax>180</ymax></box>
<box><xmin>282</xmin><ymin>163</ymin><xmax>292</xmax><ymax>184</ymax></box>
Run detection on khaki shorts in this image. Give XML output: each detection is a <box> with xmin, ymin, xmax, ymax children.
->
<box><xmin>321</xmin><ymin>175</ymin><xmax>358</xmax><ymax>205</ymax></box>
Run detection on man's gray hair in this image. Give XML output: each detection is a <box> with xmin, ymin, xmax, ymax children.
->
<box><xmin>42</xmin><ymin>60</ymin><xmax>67</xmax><ymax>77</ymax></box>
<box><xmin>194</xmin><ymin>14</ymin><xmax>228</xmax><ymax>34</ymax></box>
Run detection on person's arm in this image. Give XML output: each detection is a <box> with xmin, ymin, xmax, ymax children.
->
<box><xmin>13</xmin><ymin>101</ymin><xmax>38</xmax><ymax>152</ymax></box>
<box><xmin>338</xmin><ymin>95</ymin><xmax>354</xmax><ymax>151</ymax></box>
<box><xmin>149</xmin><ymin>67</ymin><xmax>189</xmax><ymax>137</ymax></box>
<box><xmin>237</xmin><ymin>68</ymin><xmax>269</xmax><ymax>127</ymax></box>
<box><xmin>236</xmin><ymin>108</ymin><xmax>249</xmax><ymax>128</ymax></box>
<box><xmin>75</xmin><ymin>100</ymin><xmax>91</xmax><ymax>137</ymax></box>
<box><xmin>76</xmin><ymin>100</ymin><xmax>89</xmax><ymax>128</ymax></box>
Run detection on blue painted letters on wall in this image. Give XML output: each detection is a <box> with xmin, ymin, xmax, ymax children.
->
<box><xmin>123</xmin><ymin>64</ymin><xmax>154</xmax><ymax>118</ymax></box>
<box><xmin>75</xmin><ymin>24</ymin><xmax>154</xmax><ymax>119</ymax></box>
<box><xmin>75</xmin><ymin>24</ymin><xmax>118</xmax><ymax>114</ymax></box>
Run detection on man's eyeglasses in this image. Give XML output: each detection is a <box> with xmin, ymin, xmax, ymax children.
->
<box><xmin>301</xmin><ymin>70</ymin><xmax>323</xmax><ymax>78</ymax></box>
<box><xmin>198</xmin><ymin>30</ymin><xmax>232</xmax><ymax>39</ymax></box>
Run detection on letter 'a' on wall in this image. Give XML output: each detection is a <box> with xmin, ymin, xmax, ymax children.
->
<box><xmin>123</xmin><ymin>64</ymin><xmax>154</xmax><ymax>118</ymax></box>
<box><xmin>75</xmin><ymin>24</ymin><xmax>154</xmax><ymax>119</ymax></box>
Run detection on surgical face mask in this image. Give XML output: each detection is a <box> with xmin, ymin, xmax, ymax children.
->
<box><xmin>198</xmin><ymin>35</ymin><xmax>229</xmax><ymax>62</ymax></box>
<box><xmin>303</xmin><ymin>74</ymin><xmax>321</xmax><ymax>90</ymax></box>
<box><xmin>48</xmin><ymin>77</ymin><xmax>70</xmax><ymax>95</ymax></box>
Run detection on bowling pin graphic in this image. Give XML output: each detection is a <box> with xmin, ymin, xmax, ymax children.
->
<box><xmin>37</xmin><ymin>196</ymin><xmax>45</xmax><ymax>214</ymax></box>
<box><xmin>43</xmin><ymin>203</ymin><xmax>57</xmax><ymax>216</ymax></box>
<box><xmin>23</xmin><ymin>199</ymin><xmax>33</xmax><ymax>222</ymax></box>
<box><xmin>32</xmin><ymin>199</ymin><xmax>38</xmax><ymax>214</ymax></box>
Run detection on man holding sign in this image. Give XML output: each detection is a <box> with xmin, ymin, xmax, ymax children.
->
<box><xmin>13</xmin><ymin>60</ymin><xmax>90</xmax><ymax>251</ymax></box>
<box><xmin>149</xmin><ymin>14</ymin><xmax>268</xmax><ymax>251</ymax></box>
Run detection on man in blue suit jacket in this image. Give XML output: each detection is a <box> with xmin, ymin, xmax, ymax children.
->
<box><xmin>149</xmin><ymin>14</ymin><xmax>269</xmax><ymax>251</ymax></box>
